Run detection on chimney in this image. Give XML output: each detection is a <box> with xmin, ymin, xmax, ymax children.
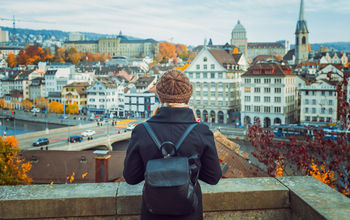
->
<box><xmin>93</xmin><ymin>150</ymin><xmax>111</xmax><ymax>182</ymax></box>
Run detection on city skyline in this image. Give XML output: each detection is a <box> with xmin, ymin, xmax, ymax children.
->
<box><xmin>1</xmin><ymin>0</ymin><xmax>349</xmax><ymax>46</ymax></box>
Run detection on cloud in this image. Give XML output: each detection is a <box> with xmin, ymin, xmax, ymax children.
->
<box><xmin>0</xmin><ymin>0</ymin><xmax>349</xmax><ymax>45</ymax></box>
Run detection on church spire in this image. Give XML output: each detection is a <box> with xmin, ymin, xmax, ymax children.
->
<box><xmin>298</xmin><ymin>0</ymin><xmax>305</xmax><ymax>21</ymax></box>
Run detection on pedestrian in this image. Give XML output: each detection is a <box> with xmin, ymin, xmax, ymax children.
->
<box><xmin>123</xmin><ymin>69</ymin><xmax>222</xmax><ymax>220</ymax></box>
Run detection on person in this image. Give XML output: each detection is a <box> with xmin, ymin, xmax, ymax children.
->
<box><xmin>123</xmin><ymin>69</ymin><xmax>222</xmax><ymax>220</ymax></box>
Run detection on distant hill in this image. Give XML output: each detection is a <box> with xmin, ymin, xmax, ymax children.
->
<box><xmin>291</xmin><ymin>42</ymin><xmax>350</xmax><ymax>53</ymax></box>
<box><xmin>0</xmin><ymin>26</ymin><xmax>143</xmax><ymax>44</ymax></box>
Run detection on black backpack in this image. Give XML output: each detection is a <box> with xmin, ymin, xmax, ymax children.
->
<box><xmin>142</xmin><ymin>122</ymin><xmax>199</xmax><ymax>215</ymax></box>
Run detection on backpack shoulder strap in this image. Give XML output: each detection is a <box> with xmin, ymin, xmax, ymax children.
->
<box><xmin>143</xmin><ymin>122</ymin><xmax>161</xmax><ymax>150</ymax></box>
<box><xmin>175</xmin><ymin>123</ymin><xmax>198</xmax><ymax>151</ymax></box>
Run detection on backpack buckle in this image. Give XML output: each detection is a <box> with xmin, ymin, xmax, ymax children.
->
<box><xmin>160</xmin><ymin>141</ymin><xmax>176</xmax><ymax>157</ymax></box>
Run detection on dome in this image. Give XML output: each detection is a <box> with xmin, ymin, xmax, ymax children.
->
<box><xmin>232</xmin><ymin>20</ymin><xmax>246</xmax><ymax>33</ymax></box>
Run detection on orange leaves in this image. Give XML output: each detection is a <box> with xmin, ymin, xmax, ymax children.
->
<box><xmin>6</xmin><ymin>53</ymin><xmax>17</xmax><ymax>67</ymax></box>
<box><xmin>34</xmin><ymin>97</ymin><xmax>48</xmax><ymax>110</ymax></box>
<box><xmin>0</xmin><ymin>98</ymin><xmax>5</xmax><ymax>109</ymax></box>
<box><xmin>0</xmin><ymin>136</ymin><xmax>32</xmax><ymax>185</ymax></box>
<box><xmin>274</xmin><ymin>167</ymin><xmax>284</xmax><ymax>177</ymax></box>
<box><xmin>82</xmin><ymin>172</ymin><xmax>88</xmax><ymax>179</ymax></box>
<box><xmin>66</xmin><ymin>102</ymin><xmax>79</xmax><ymax>115</ymax></box>
<box><xmin>233</xmin><ymin>48</ymin><xmax>239</xmax><ymax>54</ymax></box>
<box><xmin>21</xmin><ymin>99</ymin><xmax>33</xmax><ymax>111</ymax></box>
<box><xmin>48</xmin><ymin>101</ymin><xmax>63</xmax><ymax>114</ymax></box>
<box><xmin>156</xmin><ymin>42</ymin><xmax>176</xmax><ymax>63</ymax></box>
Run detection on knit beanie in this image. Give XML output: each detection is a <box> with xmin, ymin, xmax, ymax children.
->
<box><xmin>156</xmin><ymin>69</ymin><xmax>193</xmax><ymax>104</ymax></box>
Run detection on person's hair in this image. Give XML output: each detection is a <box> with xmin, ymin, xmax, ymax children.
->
<box><xmin>156</xmin><ymin>69</ymin><xmax>193</xmax><ymax>104</ymax></box>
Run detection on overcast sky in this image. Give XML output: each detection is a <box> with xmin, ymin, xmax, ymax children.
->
<box><xmin>1</xmin><ymin>0</ymin><xmax>349</xmax><ymax>46</ymax></box>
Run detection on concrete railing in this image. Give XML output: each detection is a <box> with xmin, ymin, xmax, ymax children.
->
<box><xmin>1</xmin><ymin>176</ymin><xmax>349</xmax><ymax>219</ymax></box>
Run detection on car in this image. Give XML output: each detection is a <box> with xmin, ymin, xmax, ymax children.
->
<box><xmin>127</xmin><ymin>123</ymin><xmax>139</xmax><ymax>131</ymax></box>
<box><xmin>32</xmin><ymin>137</ymin><xmax>49</xmax><ymax>146</ymax></box>
<box><xmin>31</xmin><ymin>108</ymin><xmax>40</xmax><ymax>113</ymax></box>
<box><xmin>67</xmin><ymin>135</ymin><xmax>83</xmax><ymax>143</ymax></box>
<box><xmin>58</xmin><ymin>115</ymin><xmax>68</xmax><ymax>119</ymax></box>
<box><xmin>81</xmin><ymin>130</ymin><xmax>96</xmax><ymax>137</ymax></box>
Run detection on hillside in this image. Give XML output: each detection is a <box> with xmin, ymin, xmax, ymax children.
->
<box><xmin>291</xmin><ymin>42</ymin><xmax>350</xmax><ymax>52</ymax></box>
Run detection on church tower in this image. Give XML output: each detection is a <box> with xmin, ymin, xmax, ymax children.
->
<box><xmin>231</xmin><ymin>20</ymin><xmax>248</xmax><ymax>57</ymax></box>
<box><xmin>295</xmin><ymin>0</ymin><xmax>309</xmax><ymax>64</ymax></box>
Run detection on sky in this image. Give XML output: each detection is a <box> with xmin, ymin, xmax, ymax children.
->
<box><xmin>0</xmin><ymin>0</ymin><xmax>349</xmax><ymax>46</ymax></box>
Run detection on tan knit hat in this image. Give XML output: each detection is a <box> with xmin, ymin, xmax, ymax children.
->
<box><xmin>156</xmin><ymin>69</ymin><xmax>193</xmax><ymax>104</ymax></box>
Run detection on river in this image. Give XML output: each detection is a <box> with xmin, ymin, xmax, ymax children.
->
<box><xmin>0</xmin><ymin>118</ymin><xmax>66</xmax><ymax>136</ymax></box>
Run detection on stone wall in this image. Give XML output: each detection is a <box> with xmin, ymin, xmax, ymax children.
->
<box><xmin>0</xmin><ymin>177</ymin><xmax>349</xmax><ymax>219</ymax></box>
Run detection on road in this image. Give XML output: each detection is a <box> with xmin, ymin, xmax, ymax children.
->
<box><xmin>17</xmin><ymin>119</ymin><xmax>141</xmax><ymax>150</ymax></box>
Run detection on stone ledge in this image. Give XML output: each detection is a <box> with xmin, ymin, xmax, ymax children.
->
<box><xmin>0</xmin><ymin>183</ymin><xmax>118</xmax><ymax>219</ymax></box>
<box><xmin>278</xmin><ymin>176</ymin><xmax>350</xmax><ymax>220</ymax></box>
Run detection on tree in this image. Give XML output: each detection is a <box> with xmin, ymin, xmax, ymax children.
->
<box><xmin>156</xmin><ymin>42</ymin><xmax>176</xmax><ymax>63</ymax></box>
<box><xmin>48</xmin><ymin>101</ymin><xmax>63</xmax><ymax>114</ymax></box>
<box><xmin>34</xmin><ymin>97</ymin><xmax>48</xmax><ymax>110</ymax></box>
<box><xmin>175</xmin><ymin>44</ymin><xmax>188</xmax><ymax>60</ymax></box>
<box><xmin>6</xmin><ymin>53</ymin><xmax>17</xmax><ymax>67</ymax></box>
<box><xmin>53</xmin><ymin>48</ymin><xmax>66</xmax><ymax>63</ymax></box>
<box><xmin>0</xmin><ymin>136</ymin><xmax>32</xmax><ymax>185</ymax></box>
<box><xmin>249</xmin><ymin>74</ymin><xmax>350</xmax><ymax>198</ymax></box>
<box><xmin>0</xmin><ymin>98</ymin><xmax>5</xmax><ymax>109</ymax></box>
<box><xmin>66</xmin><ymin>102</ymin><xmax>79</xmax><ymax>115</ymax></box>
<box><xmin>21</xmin><ymin>99</ymin><xmax>33</xmax><ymax>111</ymax></box>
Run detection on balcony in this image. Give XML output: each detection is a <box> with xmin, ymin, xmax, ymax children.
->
<box><xmin>1</xmin><ymin>176</ymin><xmax>349</xmax><ymax>219</ymax></box>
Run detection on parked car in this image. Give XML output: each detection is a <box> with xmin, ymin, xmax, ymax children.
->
<box><xmin>58</xmin><ymin>115</ymin><xmax>68</xmax><ymax>119</ymax></box>
<box><xmin>32</xmin><ymin>137</ymin><xmax>49</xmax><ymax>146</ymax></box>
<box><xmin>81</xmin><ymin>130</ymin><xmax>96</xmax><ymax>137</ymax></box>
<box><xmin>67</xmin><ymin>135</ymin><xmax>83</xmax><ymax>143</ymax></box>
<box><xmin>31</xmin><ymin>108</ymin><xmax>40</xmax><ymax>113</ymax></box>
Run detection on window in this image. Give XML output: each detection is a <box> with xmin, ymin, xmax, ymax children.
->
<box><xmin>218</xmin><ymin>82</ymin><xmax>223</xmax><ymax>88</ymax></box>
<box><xmin>312</xmin><ymin>99</ymin><xmax>316</xmax><ymax>105</ymax></box>
<box><xmin>264</xmin><ymin>79</ymin><xmax>271</xmax><ymax>84</ymax></box>
<box><xmin>305</xmin><ymin>99</ymin><xmax>309</xmax><ymax>104</ymax></box>
<box><xmin>245</xmin><ymin>87</ymin><xmax>251</xmax><ymax>93</ymax></box>
<box><xmin>203</xmin><ymin>64</ymin><xmax>207</xmax><ymax>70</ymax></box>
<box><xmin>306</xmin><ymin>116</ymin><xmax>310</xmax><ymax>121</ymax></box>
<box><xmin>196</xmin><ymin>91</ymin><xmax>200</xmax><ymax>96</ymax></box>
<box><xmin>254</xmin><ymin>79</ymin><xmax>261</xmax><ymax>84</ymax></box>
<box><xmin>245</xmin><ymin>105</ymin><xmax>251</xmax><ymax>111</ymax></box>
<box><xmin>264</xmin><ymin>88</ymin><xmax>271</xmax><ymax>93</ymax></box>
<box><xmin>211</xmin><ymin>82</ymin><xmax>216</xmax><ymax>88</ymax></box>
<box><xmin>203</xmin><ymin>91</ymin><xmax>208</xmax><ymax>96</ymax></box>
<box><xmin>196</xmin><ymin>65</ymin><xmax>200</xmax><ymax>70</ymax></box>
<box><xmin>312</xmin><ymin>108</ymin><xmax>316</xmax><ymax>113</ymax></box>
<box><xmin>264</xmin><ymin>106</ymin><xmax>270</xmax><ymax>113</ymax></box>
<box><xmin>312</xmin><ymin>116</ymin><xmax>317</xmax><ymax>122</ymax></box>
<box><xmin>321</xmin><ymin>91</ymin><xmax>326</xmax><ymax>96</ymax></box>
<box><xmin>218</xmin><ymin>73</ymin><xmax>223</xmax><ymax>79</ymax></box>
<box><xmin>264</xmin><ymin>97</ymin><xmax>270</xmax><ymax>103</ymax></box>
<box><xmin>211</xmin><ymin>91</ymin><xmax>216</xmax><ymax>96</ymax></box>
<box><xmin>275</xmin><ymin>79</ymin><xmax>282</xmax><ymax>84</ymax></box>
<box><xmin>254</xmin><ymin>87</ymin><xmax>260</xmax><ymax>93</ymax></box>
<box><xmin>211</xmin><ymin>73</ymin><xmax>215</xmax><ymax>78</ymax></box>
<box><xmin>275</xmin><ymin>88</ymin><xmax>281</xmax><ymax>93</ymax></box>
<box><xmin>244</xmin><ymin>79</ymin><xmax>251</xmax><ymax>83</ymax></box>
<box><xmin>274</xmin><ymin>97</ymin><xmax>281</xmax><ymax>103</ymax></box>
<box><xmin>328</xmin><ymin>100</ymin><xmax>333</xmax><ymax>105</ymax></box>
<box><xmin>329</xmin><ymin>108</ymin><xmax>333</xmax><ymax>114</ymax></box>
<box><xmin>203</xmin><ymin>57</ymin><xmax>207</xmax><ymax>62</ymax></box>
<box><xmin>218</xmin><ymin>101</ymin><xmax>223</xmax><ymax>106</ymax></box>
<box><xmin>321</xmin><ymin>108</ymin><xmax>326</xmax><ymax>114</ymax></box>
<box><xmin>254</xmin><ymin>96</ymin><xmax>260</xmax><ymax>102</ymax></box>
<box><xmin>189</xmin><ymin>73</ymin><xmax>193</xmax><ymax>78</ymax></box>
<box><xmin>211</xmin><ymin>101</ymin><xmax>215</xmax><ymax>106</ymax></box>
<box><xmin>274</xmin><ymin>107</ymin><xmax>281</xmax><ymax>113</ymax></box>
<box><xmin>211</xmin><ymin>64</ymin><xmax>215</xmax><ymax>69</ymax></box>
<box><xmin>254</xmin><ymin>106</ymin><xmax>260</xmax><ymax>112</ymax></box>
<box><xmin>244</xmin><ymin>96</ymin><xmax>251</xmax><ymax>102</ymax></box>
<box><xmin>305</xmin><ymin>108</ymin><xmax>308</xmax><ymax>113</ymax></box>
<box><xmin>203</xmin><ymin>73</ymin><xmax>207</xmax><ymax>78</ymax></box>
<box><xmin>196</xmin><ymin>73</ymin><xmax>200</xmax><ymax>79</ymax></box>
<box><xmin>218</xmin><ymin>92</ymin><xmax>223</xmax><ymax>97</ymax></box>
<box><xmin>203</xmin><ymin>83</ymin><xmax>208</xmax><ymax>88</ymax></box>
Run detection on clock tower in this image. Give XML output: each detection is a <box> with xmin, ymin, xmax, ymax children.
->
<box><xmin>295</xmin><ymin>0</ymin><xmax>309</xmax><ymax>64</ymax></box>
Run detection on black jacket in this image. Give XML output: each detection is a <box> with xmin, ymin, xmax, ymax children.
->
<box><xmin>123</xmin><ymin>107</ymin><xmax>222</xmax><ymax>220</ymax></box>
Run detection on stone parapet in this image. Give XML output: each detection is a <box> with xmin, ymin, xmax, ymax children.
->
<box><xmin>0</xmin><ymin>177</ymin><xmax>349</xmax><ymax>219</ymax></box>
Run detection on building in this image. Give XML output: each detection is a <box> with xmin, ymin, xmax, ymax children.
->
<box><xmin>86</xmin><ymin>77</ymin><xmax>121</xmax><ymax>115</ymax></box>
<box><xmin>241</xmin><ymin>62</ymin><xmax>297</xmax><ymax>127</ymax></box>
<box><xmin>299</xmin><ymin>80</ymin><xmax>337</xmax><ymax>125</ymax></box>
<box><xmin>134</xmin><ymin>76</ymin><xmax>157</xmax><ymax>93</ymax></box>
<box><xmin>0</xmin><ymin>28</ymin><xmax>9</xmax><ymax>42</ymax></box>
<box><xmin>295</xmin><ymin>0</ymin><xmax>309</xmax><ymax>64</ymax></box>
<box><xmin>124</xmin><ymin>92</ymin><xmax>158</xmax><ymax>118</ymax></box>
<box><xmin>230</xmin><ymin>21</ymin><xmax>287</xmax><ymax>62</ymax></box>
<box><xmin>68</xmin><ymin>32</ymin><xmax>85</xmax><ymax>41</ymax></box>
<box><xmin>62</xmin><ymin>82</ymin><xmax>89</xmax><ymax>112</ymax></box>
<box><xmin>29</xmin><ymin>77</ymin><xmax>45</xmax><ymax>100</ymax></box>
<box><xmin>63</xmin><ymin>41</ymin><xmax>99</xmax><ymax>53</ymax></box>
<box><xmin>184</xmin><ymin>46</ymin><xmax>248</xmax><ymax>124</ymax></box>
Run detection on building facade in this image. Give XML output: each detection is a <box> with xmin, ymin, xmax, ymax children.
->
<box><xmin>185</xmin><ymin>46</ymin><xmax>248</xmax><ymax>124</ymax></box>
<box><xmin>62</xmin><ymin>82</ymin><xmax>89</xmax><ymax>111</ymax></box>
<box><xmin>299</xmin><ymin>80</ymin><xmax>337</xmax><ymax>125</ymax></box>
<box><xmin>295</xmin><ymin>0</ymin><xmax>309</xmax><ymax>64</ymax></box>
<box><xmin>124</xmin><ymin>92</ymin><xmax>158</xmax><ymax>118</ymax></box>
<box><xmin>241</xmin><ymin>62</ymin><xmax>297</xmax><ymax>127</ymax></box>
<box><xmin>63</xmin><ymin>41</ymin><xmax>99</xmax><ymax>53</ymax></box>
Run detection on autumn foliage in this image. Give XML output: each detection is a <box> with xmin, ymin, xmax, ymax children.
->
<box><xmin>0</xmin><ymin>136</ymin><xmax>32</xmax><ymax>185</ymax></box>
<box><xmin>34</xmin><ymin>97</ymin><xmax>48</xmax><ymax>110</ymax></box>
<box><xmin>21</xmin><ymin>99</ymin><xmax>33</xmax><ymax>111</ymax></box>
<box><xmin>249</xmin><ymin>73</ymin><xmax>350</xmax><ymax>198</ymax></box>
<box><xmin>66</xmin><ymin>102</ymin><xmax>79</xmax><ymax>115</ymax></box>
<box><xmin>48</xmin><ymin>101</ymin><xmax>64</xmax><ymax>114</ymax></box>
